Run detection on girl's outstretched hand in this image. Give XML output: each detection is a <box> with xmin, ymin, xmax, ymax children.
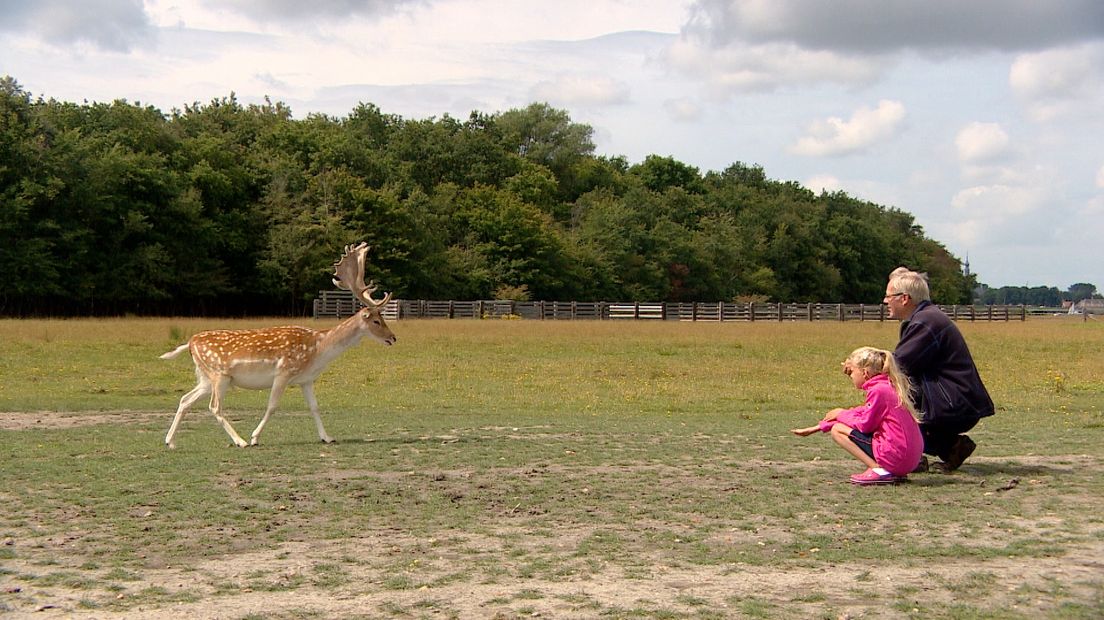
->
<box><xmin>791</xmin><ymin>426</ymin><xmax>819</xmax><ymax>437</ymax></box>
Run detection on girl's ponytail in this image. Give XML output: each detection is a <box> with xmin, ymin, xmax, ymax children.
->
<box><xmin>883</xmin><ymin>353</ymin><xmax>918</xmax><ymax>418</ymax></box>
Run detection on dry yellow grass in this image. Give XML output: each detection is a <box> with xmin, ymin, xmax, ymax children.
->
<box><xmin>1</xmin><ymin>316</ymin><xmax>1100</xmax><ymax>419</ymax></box>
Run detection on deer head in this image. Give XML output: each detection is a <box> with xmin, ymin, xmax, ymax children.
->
<box><xmin>332</xmin><ymin>242</ymin><xmax>396</xmax><ymax>345</ymax></box>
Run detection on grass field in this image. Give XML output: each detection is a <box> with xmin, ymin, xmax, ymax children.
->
<box><xmin>1</xmin><ymin>317</ymin><xmax>1102</xmax><ymax>619</ymax></box>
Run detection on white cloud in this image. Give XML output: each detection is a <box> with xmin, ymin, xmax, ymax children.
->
<box><xmin>948</xmin><ymin>218</ymin><xmax>985</xmax><ymax>247</ymax></box>
<box><xmin>955</xmin><ymin>122</ymin><xmax>1010</xmax><ymax>163</ymax></box>
<box><xmin>0</xmin><ymin>0</ymin><xmax>153</xmax><ymax>52</ymax></box>
<box><xmin>1089</xmin><ymin>165</ymin><xmax>1104</xmax><ymax>216</ymax></box>
<box><xmin>683</xmin><ymin>0</ymin><xmax>1104</xmax><ymax>54</ymax></box>
<box><xmin>951</xmin><ymin>184</ymin><xmax>1044</xmax><ymax>217</ymax></box>
<box><xmin>1009</xmin><ymin>43</ymin><xmax>1104</xmax><ymax>121</ymax></box>
<box><xmin>668</xmin><ymin>1</ymin><xmax>1104</xmax><ymax>101</ymax></box>
<box><xmin>529</xmin><ymin>75</ymin><xmax>630</xmax><ymax>108</ymax></box>
<box><xmin>663</xmin><ymin>37</ymin><xmax>884</xmax><ymax>95</ymax></box>
<box><xmin>803</xmin><ymin>174</ymin><xmax>841</xmax><ymax>193</ymax></box>
<box><xmin>1085</xmin><ymin>195</ymin><xmax>1104</xmax><ymax>216</ymax></box>
<box><xmin>198</xmin><ymin>0</ymin><xmax>420</xmax><ymax>24</ymax></box>
<box><xmin>791</xmin><ymin>100</ymin><xmax>905</xmax><ymax>157</ymax></box>
<box><xmin>945</xmin><ymin>183</ymin><xmax>1054</xmax><ymax>252</ymax></box>
<box><xmin>663</xmin><ymin>98</ymin><xmax>703</xmax><ymax>122</ymax></box>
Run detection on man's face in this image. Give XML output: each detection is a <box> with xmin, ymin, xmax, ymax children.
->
<box><xmin>884</xmin><ymin>284</ymin><xmax>910</xmax><ymax>319</ymax></box>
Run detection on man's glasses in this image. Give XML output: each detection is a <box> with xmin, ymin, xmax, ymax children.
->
<box><xmin>884</xmin><ymin>292</ymin><xmax>906</xmax><ymax>301</ymax></box>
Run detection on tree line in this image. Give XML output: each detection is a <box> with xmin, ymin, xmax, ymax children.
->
<box><xmin>2</xmin><ymin>76</ymin><xmax>977</xmax><ymax>317</ymax></box>
<box><xmin>976</xmin><ymin>283</ymin><xmax>1099</xmax><ymax>307</ymax></box>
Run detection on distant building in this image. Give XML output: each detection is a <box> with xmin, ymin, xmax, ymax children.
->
<box><xmin>1072</xmin><ymin>299</ymin><xmax>1104</xmax><ymax>315</ymax></box>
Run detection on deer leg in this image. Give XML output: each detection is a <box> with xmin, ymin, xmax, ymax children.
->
<box><xmin>209</xmin><ymin>374</ymin><xmax>248</xmax><ymax>448</ymax></box>
<box><xmin>249</xmin><ymin>376</ymin><xmax>290</xmax><ymax>446</ymax></box>
<box><xmin>165</xmin><ymin>372</ymin><xmax>211</xmax><ymax>449</ymax></box>
<box><xmin>301</xmin><ymin>383</ymin><xmax>333</xmax><ymax>444</ymax></box>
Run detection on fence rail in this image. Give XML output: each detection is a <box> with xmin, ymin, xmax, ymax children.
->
<box><xmin>312</xmin><ymin>291</ymin><xmax>1028</xmax><ymax>322</ymax></box>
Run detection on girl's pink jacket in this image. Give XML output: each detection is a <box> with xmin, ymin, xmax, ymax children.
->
<box><xmin>818</xmin><ymin>374</ymin><xmax>924</xmax><ymax>476</ymax></box>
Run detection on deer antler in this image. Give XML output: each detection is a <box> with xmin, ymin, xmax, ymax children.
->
<box><xmin>332</xmin><ymin>242</ymin><xmax>392</xmax><ymax>309</ymax></box>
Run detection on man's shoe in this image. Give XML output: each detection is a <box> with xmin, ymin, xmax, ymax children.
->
<box><xmin>912</xmin><ymin>456</ymin><xmax>929</xmax><ymax>473</ymax></box>
<box><xmin>850</xmin><ymin>469</ymin><xmax>898</xmax><ymax>485</ymax></box>
<box><xmin>940</xmin><ymin>435</ymin><xmax>976</xmax><ymax>472</ymax></box>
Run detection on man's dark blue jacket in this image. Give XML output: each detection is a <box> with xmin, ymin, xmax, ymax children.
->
<box><xmin>895</xmin><ymin>300</ymin><xmax>995</xmax><ymax>423</ymax></box>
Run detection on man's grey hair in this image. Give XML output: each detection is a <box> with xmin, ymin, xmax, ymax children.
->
<box><xmin>888</xmin><ymin>267</ymin><xmax>931</xmax><ymax>302</ymax></box>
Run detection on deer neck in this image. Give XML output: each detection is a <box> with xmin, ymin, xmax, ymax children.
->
<box><xmin>316</xmin><ymin>312</ymin><xmax>371</xmax><ymax>362</ymax></box>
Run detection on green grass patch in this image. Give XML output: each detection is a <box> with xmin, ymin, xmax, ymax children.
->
<box><xmin>0</xmin><ymin>317</ymin><xmax>1101</xmax><ymax>618</ymax></box>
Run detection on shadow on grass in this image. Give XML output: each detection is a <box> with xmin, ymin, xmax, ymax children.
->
<box><xmin>906</xmin><ymin>459</ymin><xmax>1068</xmax><ymax>488</ymax></box>
<box><xmin>962</xmin><ymin>461</ymin><xmax>1067</xmax><ymax>476</ymax></box>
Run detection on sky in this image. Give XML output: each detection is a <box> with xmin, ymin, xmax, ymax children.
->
<box><xmin>2</xmin><ymin>0</ymin><xmax>1102</xmax><ymax>290</ymax></box>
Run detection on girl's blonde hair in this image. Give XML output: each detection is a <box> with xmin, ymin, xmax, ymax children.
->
<box><xmin>845</xmin><ymin>346</ymin><xmax>917</xmax><ymax>417</ymax></box>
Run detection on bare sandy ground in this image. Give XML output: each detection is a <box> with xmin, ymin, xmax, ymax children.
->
<box><xmin>3</xmin><ymin>531</ymin><xmax>1102</xmax><ymax>619</ymax></box>
<box><xmin>3</xmin><ymin>410</ymin><xmax>1101</xmax><ymax>618</ymax></box>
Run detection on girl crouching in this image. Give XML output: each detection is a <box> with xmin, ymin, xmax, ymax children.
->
<box><xmin>792</xmin><ymin>347</ymin><xmax>923</xmax><ymax>485</ymax></box>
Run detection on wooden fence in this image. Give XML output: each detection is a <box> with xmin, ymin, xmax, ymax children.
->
<box><xmin>312</xmin><ymin>290</ymin><xmax>1027</xmax><ymax>322</ymax></box>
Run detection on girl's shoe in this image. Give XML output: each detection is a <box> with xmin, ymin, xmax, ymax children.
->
<box><xmin>850</xmin><ymin>469</ymin><xmax>899</xmax><ymax>485</ymax></box>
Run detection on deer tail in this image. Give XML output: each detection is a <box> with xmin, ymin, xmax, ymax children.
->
<box><xmin>160</xmin><ymin>343</ymin><xmax>191</xmax><ymax>360</ymax></box>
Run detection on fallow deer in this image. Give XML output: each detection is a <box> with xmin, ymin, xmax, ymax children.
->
<box><xmin>160</xmin><ymin>243</ymin><xmax>396</xmax><ymax>448</ymax></box>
